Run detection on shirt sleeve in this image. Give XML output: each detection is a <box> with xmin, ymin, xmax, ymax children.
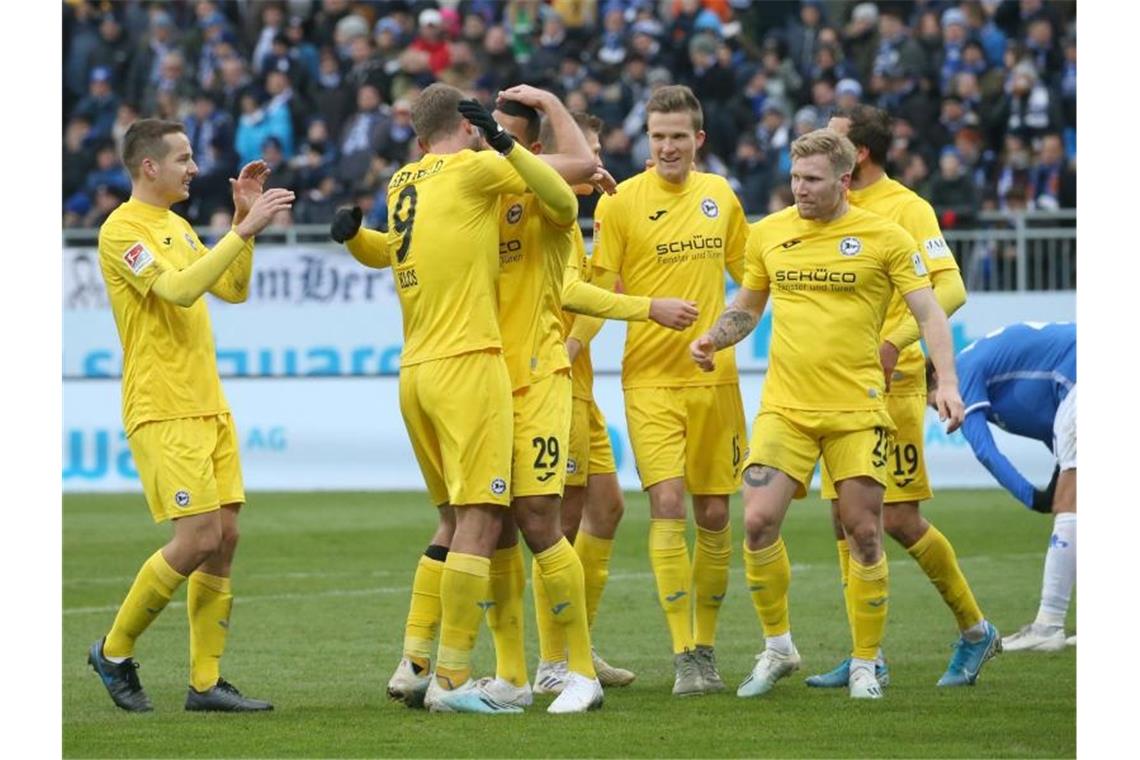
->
<box><xmin>881</xmin><ymin>224</ymin><xmax>931</xmax><ymax>297</ymax></box>
<box><xmin>590</xmin><ymin>192</ymin><xmax>626</xmax><ymax>274</ymax></box>
<box><xmin>562</xmin><ymin>228</ymin><xmax>650</xmax><ymax>320</ymax></box>
<box><xmin>346</xmin><ymin>226</ymin><xmax>393</xmax><ymax>269</ymax></box>
<box><xmin>97</xmin><ymin>219</ymin><xmax>168</xmax><ymax>296</ymax></box>
<box><xmin>900</xmin><ymin>198</ymin><xmax>958</xmax><ymax>274</ymax></box>
<box><xmin>468</xmin><ymin>150</ymin><xmax>529</xmax><ymax>197</ymax></box>
<box><xmin>741</xmin><ymin>221</ymin><xmax>770</xmax><ymax>292</ymax></box>
<box><xmin>723</xmin><ymin>188</ymin><xmax>749</xmax><ymax>281</ymax></box>
<box><xmin>960</xmin><ymin>412</ymin><xmax>1036</xmax><ymax>508</ymax></box>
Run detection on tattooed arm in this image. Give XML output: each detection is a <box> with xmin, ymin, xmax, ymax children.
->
<box><xmin>690</xmin><ymin>286</ymin><xmax>769</xmax><ymax>372</ymax></box>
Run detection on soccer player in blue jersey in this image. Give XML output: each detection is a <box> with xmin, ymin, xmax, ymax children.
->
<box><xmin>927</xmin><ymin>321</ymin><xmax>1076</xmax><ymax>652</ymax></box>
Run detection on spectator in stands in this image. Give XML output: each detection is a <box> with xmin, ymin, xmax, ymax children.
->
<box><xmin>83</xmin><ymin>141</ymin><xmax>132</xmax><ymax>201</ymax></box>
<box><xmin>809</xmin><ymin>76</ymin><xmax>837</xmax><ymax>124</ymax></box>
<box><xmin>731</xmin><ymin>134</ymin><xmax>772</xmax><ymax>216</ymax></box>
<box><xmin>63</xmin><ymin>116</ymin><xmax>96</xmax><ymax>202</ymax></box>
<box><xmin>411</xmin><ymin>8</ymin><xmax>452</xmax><ymax>76</ymax></box>
<box><xmin>290</xmin><ymin>117</ymin><xmax>338</xmax><ymax>194</ymax></box>
<box><xmin>184</xmin><ymin>93</ymin><xmax>233</xmax><ymax>178</ymax></box>
<box><xmin>594</xmin><ymin>4</ymin><xmax>630</xmax><ymax>67</ymax></box>
<box><xmin>125</xmin><ymin>9</ymin><xmax>178</xmax><ymax>109</ymax></box>
<box><xmin>809</xmin><ymin>43</ymin><xmax>856</xmax><ymax>83</ymax></box>
<box><xmin>235</xmin><ymin>89</ymin><xmax>290</xmax><ymax>167</ymax></box>
<box><xmin>1059</xmin><ymin>37</ymin><xmax>1076</xmax><ymax>128</ymax></box>
<box><xmin>937</xmin><ymin>7</ymin><xmax>971</xmax><ymax>95</ymax></box>
<box><xmin>755</xmin><ymin>100</ymin><xmax>791</xmax><ymax>180</ymax></box>
<box><xmin>993</xmin><ymin>61</ymin><xmax>1063</xmax><ymax>144</ymax></box>
<box><xmin>478</xmin><ymin>25</ymin><xmax>522</xmax><ymax>92</ymax></box>
<box><xmin>286</xmin><ymin>15</ymin><xmax>321</xmax><ymax>82</ymax></box>
<box><xmin>336</xmin><ymin>84</ymin><xmax>388</xmax><ymax>187</ymax></box>
<box><xmin>900</xmin><ymin>152</ymin><xmax>930</xmax><ymax>193</ymax></box>
<box><xmin>929</xmin><ymin>146</ymin><xmax>980</xmax><ymax>228</ymax></box>
<box><xmin>843</xmin><ymin>2</ymin><xmax>880</xmax><ymax>81</ymax></box>
<box><xmin>89</xmin><ymin>12</ymin><xmax>132</xmax><ymax>87</ymax></box>
<box><xmin>995</xmin><ymin>133</ymin><xmax>1034</xmax><ymax>211</ymax></box>
<box><xmin>143</xmin><ymin>52</ymin><xmax>196</xmax><ymax>119</ymax></box>
<box><xmin>260</xmin><ymin>137</ymin><xmax>298</xmax><ymax>193</ymax></box>
<box><xmin>872</xmin><ymin>8</ymin><xmax>927</xmax><ymax>87</ymax></box>
<box><xmin>759</xmin><ymin>37</ymin><xmax>803</xmax><ymax>111</ymax></box>
<box><xmin>1029</xmin><ymin>133</ymin><xmax>1076</xmax><ymax>211</ymax></box>
<box><xmin>835</xmin><ymin>78</ymin><xmax>862</xmax><ymax>112</ymax></box>
<box><xmin>964</xmin><ymin>0</ymin><xmax>1007</xmax><ymax>68</ymax></box>
<box><xmin>295</xmin><ymin>174</ymin><xmax>342</xmax><ymax>225</ymax></box>
<box><xmin>73</xmin><ymin>67</ymin><xmax>120</xmax><ymax>141</ymax></box>
<box><xmin>375</xmin><ymin>98</ymin><xmax>416</xmax><ymax>165</ymax></box>
<box><xmin>1024</xmin><ymin>17</ymin><xmax>1062</xmax><ymax>82</ymax></box>
<box><xmin>252</xmin><ymin>3</ymin><xmax>288</xmax><ymax>75</ymax></box>
<box><xmin>784</xmin><ymin>0</ymin><xmax>826</xmax><ymax>78</ymax></box>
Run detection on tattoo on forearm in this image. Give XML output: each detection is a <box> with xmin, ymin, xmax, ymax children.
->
<box><xmin>744</xmin><ymin>465</ymin><xmax>776</xmax><ymax>488</ymax></box>
<box><xmin>710</xmin><ymin>307</ymin><xmax>758</xmax><ymax>349</ymax></box>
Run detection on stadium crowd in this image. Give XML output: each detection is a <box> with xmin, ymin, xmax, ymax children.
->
<box><xmin>63</xmin><ymin>0</ymin><xmax>1076</xmax><ymax>231</ymax></box>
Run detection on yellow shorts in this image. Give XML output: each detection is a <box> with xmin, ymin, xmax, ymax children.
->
<box><xmin>624</xmin><ymin>384</ymin><xmax>746</xmax><ymax>494</ymax></box>
<box><xmin>745</xmin><ymin>406</ymin><xmax>895</xmax><ymax>499</ymax></box>
<box><xmin>566</xmin><ymin>397</ymin><xmax>618</xmax><ymax>488</ymax></box>
<box><xmin>512</xmin><ymin>371</ymin><xmax>573</xmax><ymax>498</ymax></box>
<box><xmin>128</xmin><ymin>413</ymin><xmax>245</xmax><ymax>524</ymax></box>
<box><xmin>400</xmin><ymin>351</ymin><xmax>513</xmax><ymax>507</ymax></box>
<box><xmin>820</xmin><ymin>392</ymin><xmax>932</xmax><ymax>503</ymax></box>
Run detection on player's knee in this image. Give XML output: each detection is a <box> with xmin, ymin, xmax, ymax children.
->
<box><xmin>219</xmin><ymin>522</ymin><xmax>240</xmax><ymax>560</ymax></box>
<box><xmin>882</xmin><ymin>505</ymin><xmax>925</xmax><ymax>546</ymax></box>
<box><xmin>743</xmin><ymin>506</ymin><xmax>780</xmax><ymax>547</ymax></box>
<box><xmin>188</xmin><ymin>520</ymin><xmax>224</xmax><ymax>561</ymax></box>
<box><xmin>845</xmin><ymin>521</ymin><xmax>883</xmax><ymax>562</ymax></box>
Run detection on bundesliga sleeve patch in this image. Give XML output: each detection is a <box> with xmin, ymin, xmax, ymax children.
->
<box><xmin>912</xmin><ymin>252</ymin><xmax>929</xmax><ymax>276</ymax></box>
<box><xmin>122</xmin><ymin>242</ymin><xmax>155</xmax><ymax>275</ymax></box>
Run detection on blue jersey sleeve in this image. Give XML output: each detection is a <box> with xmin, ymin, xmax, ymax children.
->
<box><xmin>960</xmin><ymin>413</ymin><xmax>1036</xmax><ymax>508</ymax></box>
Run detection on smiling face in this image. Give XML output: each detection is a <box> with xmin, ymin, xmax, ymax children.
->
<box><xmin>647</xmin><ymin>110</ymin><xmax>703</xmax><ymax>185</ymax></box>
<box><xmin>148</xmin><ymin>132</ymin><xmax>198</xmax><ymax>204</ymax></box>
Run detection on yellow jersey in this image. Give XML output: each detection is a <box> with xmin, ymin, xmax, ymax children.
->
<box><xmin>497</xmin><ymin>191</ymin><xmax>575</xmax><ymax>391</ymax></box>
<box><xmin>386</xmin><ymin>149</ymin><xmax>528</xmax><ymax>367</ymax></box>
<box><xmin>592</xmin><ymin>169</ymin><xmax>748</xmax><ymax>389</ymax></box>
<box><xmin>744</xmin><ymin>204</ymin><xmax>931</xmax><ymax>412</ymax></box>
<box><xmin>848</xmin><ymin>176</ymin><xmax>960</xmax><ymax>394</ymax></box>
<box><xmin>98</xmin><ymin>197</ymin><xmax>233</xmax><ymax>436</ymax></box>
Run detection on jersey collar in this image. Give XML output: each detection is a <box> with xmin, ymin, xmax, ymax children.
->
<box><xmin>648</xmin><ymin>167</ymin><xmax>693</xmax><ymax>194</ymax></box>
<box><xmin>124</xmin><ymin>196</ymin><xmax>171</xmax><ymax>224</ymax></box>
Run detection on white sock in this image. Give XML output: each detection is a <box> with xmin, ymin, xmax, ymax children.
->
<box><xmin>765</xmin><ymin>632</ymin><xmax>794</xmax><ymax>654</ymax></box>
<box><xmin>851</xmin><ymin>657</ymin><xmax>876</xmax><ymax>674</ymax></box>
<box><xmin>105</xmin><ymin>655</ymin><xmax>127</xmax><ymax>664</ymax></box>
<box><xmin>962</xmin><ymin>619</ymin><xmax>988</xmax><ymax>643</ymax></box>
<box><xmin>1035</xmin><ymin>513</ymin><xmax>1076</xmax><ymax>628</ymax></box>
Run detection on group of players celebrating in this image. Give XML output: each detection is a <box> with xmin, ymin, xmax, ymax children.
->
<box><xmin>86</xmin><ymin>79</ymin><xmax>1072</xmax><ymax>716</ymax></box>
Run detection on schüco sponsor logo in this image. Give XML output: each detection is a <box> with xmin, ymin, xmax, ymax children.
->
<box><xmin>774</xmin><ymin>269</ymin><xmax>858</xmax><ymax>283</ymax></box>
<box><xmin>654</xmin><ymin>235</ymin><xmax>724</xmax><ymax>255</ymax></box>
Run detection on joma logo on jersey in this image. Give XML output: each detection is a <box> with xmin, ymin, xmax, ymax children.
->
<box><xmin>655</xmin><ymin>235</ymin><xmax>723</xmax><ymax>255</ymax></box>
<box><xmin>775</xmin><ymin>269</ymin><xmax>857</xmax><ymax>283</ymax></box>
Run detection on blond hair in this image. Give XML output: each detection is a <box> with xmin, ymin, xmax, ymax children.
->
<box><xmin>646</xmin><ymin>85</ymin><xmax>703</xmax><ymax>132</ymax></box>
<box><xmin>791</xmin><ymin>128</ymin><xmax>857</xmax><ymax>177</ymax></box>
<box><xmin>410</xmin><ymin>83</ymin><xmax>465</xmax><ymax>145</ymax></box>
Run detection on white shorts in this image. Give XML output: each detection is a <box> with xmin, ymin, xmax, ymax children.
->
<box><xmin>1053</xmin><ymin>384</ymin><xmax>1076</xmax><ymax>471</ymax></box>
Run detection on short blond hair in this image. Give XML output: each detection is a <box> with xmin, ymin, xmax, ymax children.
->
<box><xmin>791</xmin><ymin>128</ymin><xmax>857</xmax><ymax>177</ymax></box>
<box><xmin>411</xmin><ymin>83</ymin><xmax>465</xmax><ymax>145</ymax></box>
<box><xmin>646</xmin><ymin>85</ymin><xmax>703</xmax><ymax>132</ymax></box>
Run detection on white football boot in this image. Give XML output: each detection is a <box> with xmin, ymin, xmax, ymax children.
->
<box><xmin>849</xmin><ymin>663</ymin><xmax>885</xmax><ymax>699</ymax></box>
<box><xmin>736</xmin><ymin>647</ymin><xmax>802</xmax><ymax>698</ymax></box>
<box><xmin>1002</xmin><ymin>623</ymin><xmax>1067</xmax><ymax>652</ymax></box>
<box><xmin>534</xmin><ymin>659</ymin><xmax>570</xmax><ymax>695</ymax></box>
<box><xmin>547</xmin><ymin>672</ymin><xmax>603</xmax><ymax>714</ymax></box>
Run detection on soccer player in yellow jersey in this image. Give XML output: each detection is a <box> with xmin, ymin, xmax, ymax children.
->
<box><xmin>690</xmin><ymin>129</ymin><xmax>965</xmax><ymax>700</ymax></box>
<box><xmin>534</xmin><ymin>110</ymin><xmax>700</xmax><ymax>693</ymax></box>
<box><xmin>330</xmin><ymin>83</ymin><xmax>584</xmax><ymax>714</ymax></box>
<box><xmin>592</xmin><ymin>85</ymin><xmax>750</xmax><ymax>696</ymax></box>
<box><xmin>87</xmin><ymin>119</ymin><xmax>293</xmax><ymax>713</ymax></box>
<box><xmin>798</xmin><ymin>105</ymin><xmax>1000</xmax><ymax>688</ymax></box>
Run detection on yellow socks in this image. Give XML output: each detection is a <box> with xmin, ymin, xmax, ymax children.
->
<box><xmin>533</xmin><ymin>556</ymin><xmax>566</xmax><ymax>663</ymax></box>
<box><xmin>907</xmin><ymin>524</ymin><xmax>984</xmax><ymax>631</ymax></box>
<box><xmin>836</xmin><ymin>539</ymin><xmax>857</xmax><ymax>647</ymax></box>
<box><xmin>487</xmin><ymin>544</ymin><xmax>528</xmax><ymax>686</ymax></box>
<box><xmin>404</xmin><ymin>551</ymin><xmax>445</xmax><ymax>670</ymax></box>
<box><xmin>743</xmin><ymin>537</ymin><xmax>792</xmax><ymax>637</ymax></box>
<box><xmin>104</xmin><ymin>549</ymin><xmax>187</xmax><ymax>659</ymax></box>
<box><xmin>573</xmin><ymin>530</ymin><xmax>613</xmax><ymax>630</ymax></box>
<box><xmin>692</xmin><ymin>524</ymin><xmax>731</xmax><ymax>648</ymax></box>
<box><xmin>848</xmin><ymin>555</ymin><xmax>889</xmax><ymax>660</ymax></box>
<box><xmin>187</xmin><ymin>571</ymin><xmax>232</xmax><ymax>692</ymax></box>
<box><xmin>649</xmin><ymin>519</ymin><xmax>694</xmax><ymax>654</ymax></box>
<box><xmin>436</xmin><ymin>552</ymin><xmax>491</xmax><ymax>688</ymax></box>
<box><xmin>534</xmin><ymin>538</ymin><xmax>595</xmax><ymax>678</ymax></box>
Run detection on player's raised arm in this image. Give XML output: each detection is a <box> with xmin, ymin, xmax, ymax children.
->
<box><xmin>689</xmin><ymin>285</ymin><xmax>769</xmax><ymax>372</ymax></box>
<box><xmin>498</xmin><ymin>85</ymin><xmax>596</xmax><ymax>187</ymax></box>
<box><xmin>459</xmin><ymin>99</ymin><xmax>579</xmax><ymax>226</ymax></box>
<box><xmin>152</xmin><ymin>188</ymin><xmax>294</xmax><ymax>307</ymax></box>
<box><xmin>209</xmin><ymin>160</ymin><xmax>271</xmax><ymax>303</ymax></box>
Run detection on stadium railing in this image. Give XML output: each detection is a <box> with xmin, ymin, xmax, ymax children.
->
<box><xmin>61</xmin><ymin>209</ymin><xmax>1077</xmax><ymax>291</ymax></box>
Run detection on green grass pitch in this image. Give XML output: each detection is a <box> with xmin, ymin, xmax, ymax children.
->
<box><xmin>63</xmin><ymin>489</ymin><xmax>1075</xmax><ymax>758</ymax></box>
